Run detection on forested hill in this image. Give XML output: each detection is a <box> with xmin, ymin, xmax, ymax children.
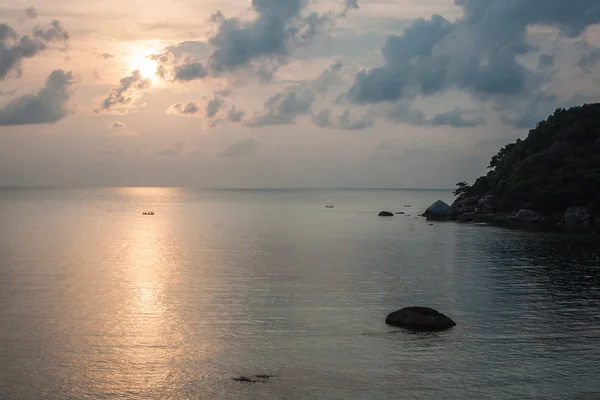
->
<box><xmin>456</xmin><ymin>103</ymin><xmax>600</xmax><ymax>215</ymax></box>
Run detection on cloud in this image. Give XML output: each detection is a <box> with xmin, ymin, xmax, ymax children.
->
<box><xmin>429</xmin><ymin>108</ymin><xmax>486</xmax><ymax>128</ymax></box>
<box><xmin>341</xmin><ymin>0</ymin><xmax>359</xmax><ymax>17</ymax></box>
<box><xmin>154</xmin><ymin>0</ymin><xmax>331</xmax><ymax>82</ymax></box>
<box><xmin>154</xmin><ymin>143</ymin><xmax>183</xmax><ymax>156</ymax></box>
<box><xmin>312</xmin><ymin>108</ymin><xmax>333</xmax><ymax>128</ymax></box>
<box><xmin>220</xmin><ymin>138</ymin><xmax>259</xmax><ymax>158</ymax></box>
<box><xmin>25</xmin><ymin>7</ymin><xmax>37</xmax><ymax>20</ymax></box>
<box><xmin>313</xmin><ymin>60</ymin><xmax>343</xmax><ymax>95</ymax></box>
<box><xmin>151</xmin><ymin>41</ymin><xmax>211</xmax><ymax>81</ymax></box>
<box><xmin>0</xmin><ymin>20</ymin><xmax>69</xmax><ymax>80</ymax></box>
<box><xmin>206</xmin><ymin>96</ymin><xmax>224</xmax><ymax>118</ymax></box>
<box><xmin>0</xmin><ymin>69</ymin><xmax>74</xmax><ymax>125</ymax></box>
<box><xmin>208</xmin><ymin>0</ymin><xmax>327</xmax><ymax>76</ymax></box>
<box><xmin>344</xmin><ymin>0</ymin><xmax>600</xmax><ymax>126</ymax></box>
<box><xmin>166</xmin><ymin>101</ymin><xmax>200</xmax><ymax>115</ymax></box>
<box><xmin>108</xmin><ymin>121</ymin><xmax>125</xmax><ymax>129</ymax></box>
<box><xmin>244</xmin><ymin>84</ymin><xmax>315</xmax><ymax>126</ymax></box>
<box><xmin>337</xmin><ymin>109</ymin><xmax>373</xmax><ymax>130</ymax></box>
<box><xmin>0</xmin><ymin>89</ymin><xmax>16</xmax><ymax>96</ymax></box>
<box><xmin>578</xmin><ymin>42</ymin><xmax>600</xmax><ymax>73</ymax></box>
<box><xmin>95</xmin><ymin>70</ymin><xmax>151</xmax><ymax>114</ymax></box>
<box><xmin>97</xmin><ymin>53</ymin><xmax>114</xmax><ymax>60</ymax></box>
<box><xmin>173</xmin><ymin>62</ymin><xmax>208</xmax><ymax>81</ymax></box>
<box><xmin>312</xmin><ymin>108</ymin><xmax>373</xmax><ymax>130</ymax></box>
<box><xmin>227</xmin><ymin>105</ymin><xmax>245</xmax><ymax>122</ymax></box>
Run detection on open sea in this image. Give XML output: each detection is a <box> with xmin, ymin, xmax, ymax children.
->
<box><xmin>1</xmin><ymin>187</ymin><xmax>600</xmax><ymax>399</ymax></box>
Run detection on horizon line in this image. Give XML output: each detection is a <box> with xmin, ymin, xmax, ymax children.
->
<box><xmin>0</xmin><ymin>186</ymin><xmax>455</xmax><ymax>191</ymax></box>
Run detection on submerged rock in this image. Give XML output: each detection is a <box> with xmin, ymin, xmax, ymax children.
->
<box><xmin>385</xmin><ymin>307</ymin><xmax>456</xmax><ymax>330</ymax></box>
<box><xmin>378</xmin><ymin>211</ymin><xmax>394</xmax><ymax>217</ymax></box>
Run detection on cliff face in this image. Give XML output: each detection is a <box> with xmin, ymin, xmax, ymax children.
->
<box><xmin>445</xmin><ymin>103</ymin><xmax>600</xmax><ymax>232</ymax></box>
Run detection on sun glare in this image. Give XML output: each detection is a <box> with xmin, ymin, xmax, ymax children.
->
<box><xmin>129</xmin><ymin>55</ymin><xmax>158</xmax><ymax>81</ymax></box>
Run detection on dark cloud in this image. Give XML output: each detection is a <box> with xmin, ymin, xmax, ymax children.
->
<box><xmin>206</xmin><ymin>96</ymin><xmax>224</xmax><ymax>118</ymax></box>
<box><xmin>173</xmin><ymin>62</ymin><xmax>208</xmax><ymax>81</ymax></box>
<box><xmin>109</xmin><ymin>121</ymin><xmax>125</xmax><ymax>129</ymax></box>
<box><xmin>166</xmin><ymin>101</ymin><xmax>200</xmax><ymax>115</ymax></box>
<box><xmin>538</xmin><ymin>54</ymin><xmax>555</xmax><ymax>69</ymax></box>
<box><xmin>430</xmin><ymin>107</ymin><xmax>486</xmax><ymax>128</ymax></box>
<box><xmin>0</xmin><ymin>70</ymin><xmax>73</xmax><ymax>125</ymax></box>
<box><xmin>155</xmin><ymin>0</ymin><xmax>329</xmax><ymax>81</ymax></box>
<box><xmin>95</xmin><ymin>70</ymin><xmax>151</xmax><ymax>114</ymax></box>
<box><xmin>244</xmin><ymin>85</ymin><xmax>315</xmax><ymax>126</ymax></box>
<box><xmin>25</xmin><ymin>7</ymin><xmax>37</xmax><ymax>20</ymax></box>
<box><xmin>0</xmin><ymin>20</ymin><xmax>69</xmax><ymax>80</ymax></box>
<box><xmin>151</xmin><ymin>41</ymin><xmax>211</xmax><ymax>81</ymax></box>
<box><xmin>227</xmin><ymin>105</ymin><xmax>245</xmax><ymax>122</ymax></box>
<box><xmin>220</xmin><ymin>138</ymin><xmax>259</xmax><ymax>158</ymax></box>
<box><xmin>33</xmin><ymin>20</ymin><xmax>69</xmax><ymax>42</ymax></box>
<box><xmin>345</xmin><ymin>0</ymin><xmax>600</xmax><ymax>126</ymax></box>
<box><xmin>97</xmin><ymin>53</ymin><xmax>114</xmax><ymax>60</ymax></box>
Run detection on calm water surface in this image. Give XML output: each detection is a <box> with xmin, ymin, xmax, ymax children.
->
<box><xmin>1</xmin><ymin>188</ymin><xmax>600</xmax><ymax>399</ymax></box>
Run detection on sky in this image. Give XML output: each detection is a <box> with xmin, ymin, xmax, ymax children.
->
<box><xmin>0</xmin><ymin>0</ymin><xmax>599</xmax><ymax>188</ymax></box>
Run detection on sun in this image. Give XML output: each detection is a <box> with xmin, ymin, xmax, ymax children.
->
<box><xmin>128</xmin><ymin>55</ymin><xmax>158</xmax><ymax>81</ymax></box>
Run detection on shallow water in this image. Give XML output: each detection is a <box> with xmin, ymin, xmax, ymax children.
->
<box><xmin>1</xmin><ymin>188</ymin><xmax>600</xmax><ymax>399</ymax></box>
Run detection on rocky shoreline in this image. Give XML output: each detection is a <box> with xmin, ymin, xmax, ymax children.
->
<box><xmin>423</xmin><ymin>196</ymin><xmax>598</xmax><ymax>233</ymax></box>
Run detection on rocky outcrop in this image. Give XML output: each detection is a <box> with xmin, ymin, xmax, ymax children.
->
<box><xmin>385</xmin><ymin>307</ymin><xmax>456</xmax><ymax>331</ymax></box>
<box><xmin>516</xmin><ymin>209</ymin><xmax>542</xmax><ymax>223</ymax></box>
<box><xmin>378</xmin><ymin>211</ymin><xmax>394</xmax><ymax>217</ymax></box>
<box><xmin>564</xmin><ymin>207</ymin><xmax>591</xmax><ymax>232</ymax></box>
<box><xmin>425</xmin><ymin>196</ymin><xmax>598</xmax><ymax>233</ymax></box>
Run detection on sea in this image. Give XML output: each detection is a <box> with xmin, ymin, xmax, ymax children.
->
<box><xmin>1</xmin><ymin>188</ymin><xmax>599</xmax><ymax>400</ymax></box>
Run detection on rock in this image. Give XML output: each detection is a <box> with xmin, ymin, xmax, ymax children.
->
<box><xmin>396</xmin><ymin>212</ymin><xmax>405</xmax><ymax>215</ymax></box>
<box><xmin>233</xmin><ymin>376</ymin><xmax>256</xmax><ymax>383</ymax></box>
<box><xmin>516</xmin><ymin>209</ymin><xmax>542</xmax><ymax>223</ymax></box>
<box><xmin>458</xmin><ymin>212</ymin><xmax>475</xmax><ymax>222</ymax></box>
<box><xmin>378</xmin><ymin>211</ymin><xmax>394</xmax><ymax>217</ymax></box>
<box><xmin>385</xmin><ymin>307</ymin><xmax>456</xmax><ymax>331</ymax></box>
<box><xmin>564</xmin><ymin>207</ymin><xmax>591</xmax><ymax>232</ymax></box>
<box><xmin>474</xmin><ymin>213</ymin><xmax>497</xmax><ymax>223</ymax></box>
<box><xmin>423</xmin><ymin>200</ymin><xmax>452</xmax><ymax>220</ymax></box>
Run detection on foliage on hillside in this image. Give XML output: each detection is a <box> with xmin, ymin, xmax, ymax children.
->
<box><xmin>457</xmin><ymin>103</ymin><xmax>600</xmax><ymax>214</ymax></box>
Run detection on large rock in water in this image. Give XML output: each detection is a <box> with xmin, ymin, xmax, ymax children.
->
<box><xmin>423</xmin><ymin>200</ymin><xmax>452</xmax><ymax>220</ymax></box>
<box><xmin>378</xmin><ymin>211</ymin><xmax>394</xmax><ymax>217</ymax></box>
<box><xmin>385</xmin><ymin>307</ymin><xmax>456</xmax><ymax>330</ymax></box>
<box><xmin>564</xmin><ymin>207</ymin><xmax>591</xmax><ymax>232</ymax></box>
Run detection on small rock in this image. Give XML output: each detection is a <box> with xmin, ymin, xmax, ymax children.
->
<box><xmin>378</xmin><ymin>211</ymin><xmax>394</xmax><ymax>217</ymax></box>
<box><xmin>396</xmin><ymin>212</ymin><xmax>405</xmax><ymax>215</ymax></box>
<box><xmin>385</xmin><ymin>307</ymin><xmax>456</xmax><ymax>330</ymax></box>
<box><xmin>233</xmin><ymin>376</ymin><xmax>255</xmax><ymax>383</ymax></box>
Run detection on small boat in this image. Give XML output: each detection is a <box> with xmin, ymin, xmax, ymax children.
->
<box><xmin>326</xmin><ymin>205</ymin><xmax>334</xmax><ymax>208</ymax></box>
<box><xmin>142</xmin><ymin>211</ymin><xmax>155</xmax><ymax>215</ymax></box>
<box><xmin>404</xmin><ymin>205</ymin><xmax>411</xmax><ymax>207</ymax></box>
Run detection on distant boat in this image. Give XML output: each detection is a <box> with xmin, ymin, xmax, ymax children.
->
<box><xmin>404</xmin><ymin>205</ymin><xmax>411</xmax><ymax>207</ymax></box>
<box><xmin>326</xmin><ymin>205</ymin><xmax>334</xmax><ymax>208</ymax></box>
<box><xmin>142</xmin><ymin>211</ymin><xmax>155</xmax><ymax>215</ymax></box>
